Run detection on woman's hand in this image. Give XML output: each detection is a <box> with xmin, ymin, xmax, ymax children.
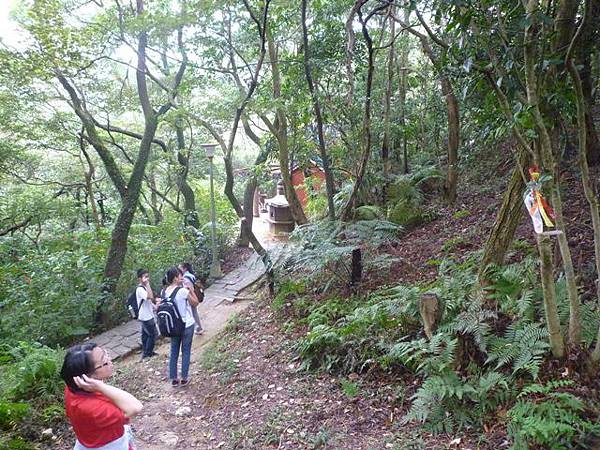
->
<box><xmin>73</xmin><ymin>374</ymin><xmax>104</xmax><ymax>393</ymax></box>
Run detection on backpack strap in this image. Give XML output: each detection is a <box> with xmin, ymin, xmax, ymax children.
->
<box><xmin>164</xmin><ymin>286</ymin><xmax>183</xmax><ymax>319</ymax></box>
<box><xmin>135</xmin><ymin>284</ymin><xmax>145</xmax><ymax>310</ymax></box>
<box><xmin>169</xmin><ymin>286</ymin><xmax>181</xmax><ymax>301</ymax></box>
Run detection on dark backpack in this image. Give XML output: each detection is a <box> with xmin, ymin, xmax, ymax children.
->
<box><xmin>184</xmin><ymin>273</ymin><xmax>205</xmax><ymax>303</ymax></box>
<box><xmin>157</xmin><ymin>287</ymin><xmax>185</xmax><ymax>337</ymax></box>
<box><xmin>126</xmin><ymin>284</ymin><xmax>144</xmax><ymax>319</ymax></box>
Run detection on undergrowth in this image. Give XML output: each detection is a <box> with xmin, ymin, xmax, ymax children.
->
<box><xmin>273</xmin><ymin>226</ymin><xmax>600</xmax><ymax>447</ymax></box>
<box><xmin>0</xmin><ymin>342</ymin><xmax>65</xmax><ymax>449</ymax></box>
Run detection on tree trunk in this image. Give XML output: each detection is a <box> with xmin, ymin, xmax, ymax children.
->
<box><xmin>479</xmin><ymin>151</ymin><xmax>529</xmax><ymax>280</ymax></box>
<box><xmin>301</xmin><ymin>0</ymin><xmax>336</xmax><ymax>220</ymax></box>
<box><xmin>394</xmin><ymin>12</ymin><xmax>459</xmax><ymax>197</ymax></box>
<box><xmin>381</xmin><ymin>4</ymin><xmax>395</xmax><ymax>182</ymax></box>
<box><xmin>537</xmin><ymin>233</ymin><xmax>566</xmax><ymax>358</ymax></box>
<box><xmin>57</xmin><ymin>74</ymin><xmax>128</xmax><ymax>200</ymax></box>
<box><xmin>193</xmin><ymin>0</ymin><xmax>271</xmax><ymax>262</ymax></box>
<box><xmin>146</xmin><ymin>171</ymin><xmax>162</xmax><ymax>225</ymax></box>
<box><xmin>79</xmin><ymin>136</ymin><xmax>102</xmax><ymax>230</ymax></box>
<box><xmin>175</xmin><ymin>126</ymin><xmax>199</xmax><ymax>229</ymax></box>
<box><xmin>577</xmin><ymin>0</ymin><xmax>600</xmax><ymax>166</ymax></box>
<box><xmin>565</xmin><ymin>12</ymin><xmax>600</xmax><ymax>360</ymax></box>
<box><xmin>582</xmin><ymin>65</ymin><xmax>600</xmax><ymax>166</ymax></box>
<box><xmin>523</xmin><ymin>0</ymin><xmax>574</xmax><ymax>354</ymax></box>
<box><xmin>266</xmin><ymin>27</ymin><xmax>308</xmax><ymax>225</ymax></box>
<box><xmin>551</xmin><ymin>187</ymin><xmax>581</xmax><ymax>346</ymax></box>
<box><xmin>341</xmin><ymin>5</ymin><xmax>377</xmax><ymax>221</ymax></box>
<box><xmin>240</xmin><ymin>143</ymin><xmax>271</xmax><ymax>247</ymax></box>
<box><xmin>222</xmin><ymin>153</ymin><xmax>269</xmax><ymax>258</ymax></box>
<box><xmin>103</xmin><ymin>117</ymin><xmax>158</xmax><ymax>289</ymax></box>
<box><xmin>239</xmin><ymin>181</ymin><xmax>255</xmax><ymax>247</ymax></box>
<box><xmin>238</xmin><ymin>115</ymin><xmax>268</xmax><ymax>247</ymax></box>
<box><xmin>441</xmin><ymin>77</ymin><xmax>459</xmax><ymax>204</ymax></box>
<box><xmin>103</xmin><ymin>0</ymin><xmax>170</xmax><ymax>298</ymax></box>
<box><xmin>396</xmin><ymin>9</ymin><xmax>409</xmax><ymax>175</ymax></box>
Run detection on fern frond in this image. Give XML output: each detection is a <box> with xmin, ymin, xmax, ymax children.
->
<box><xmin>487</xmin><ymin>322</ymin><xmax>549</xmax><ymax>379</ymax></box>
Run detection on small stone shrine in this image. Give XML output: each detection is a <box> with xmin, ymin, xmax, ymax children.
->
<box><xmin>265</xmin><ymin>180</ymin><xmax>295</xmax><ymax>234</ymax></box>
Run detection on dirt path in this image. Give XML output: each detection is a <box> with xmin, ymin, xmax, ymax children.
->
<box><xmin>116</xmin><ymin>297</ymin><xmax>254</xmax><ymax>449</ymax></box>
<box><xmin>109</xmin><ymin>283</ymin><xmax>487</xmax><ymax>450</ymax></box>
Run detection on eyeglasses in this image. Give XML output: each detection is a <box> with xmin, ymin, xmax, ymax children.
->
<box><xmin>94</xmin><ymin>361</ymin><xmax>111</xmax><ymax>370</ymax></box>
<box><xmin>94</xmin><ymin>351</ymin><xmax>112</xmax><ymax>370</ymax></box>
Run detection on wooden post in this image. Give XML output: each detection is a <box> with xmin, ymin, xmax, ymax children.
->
<box><xmin>419</xmin><ymin>292</ymin><xmax>442</xmax><ymax>339</ymax></box>
<box><xmin>351</xmin><ymin>248</ymin><xmax>362</xmax><ymax>286</ymax></box>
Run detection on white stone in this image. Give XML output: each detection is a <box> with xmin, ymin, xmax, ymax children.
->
<box><xmin>160</xmin><ymin>432</ymin><xmax>179</xmax><ymax>446</ymax></box>
<box><xmin>175</xmin><ymin>406</ymin><xmax>192</xmax><ymax>416</ymax></box>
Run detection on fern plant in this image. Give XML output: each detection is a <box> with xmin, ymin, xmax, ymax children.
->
<box><xmin>508</xmin><ymin>380</ymin><xmax>600</xmax><ymax>449</ymax></box>
<box><xmin>279</xmin><ymin>219</ymin><xmax>400</xmax><ymax>292</ymax></box>
<box><xmin>0</xmin><ymin>342</ymin><xmax>64</xmax><ymax>405</ymax></box>
<box><xmin>484</xmin><ymin>257</ymin><xmax>539</xmax><ymax>320</ymax></box>
<box><xmin>383</xmin><ymin>333</ymin><xmax>458</xmax><ymax>375</ymax></box>
<box><xmin>440</xmin><ymin>293</ymin><xmax>496</xmax><ymax>353</ymax></box>
<box><xmin>404</xmin><ymin>369</ymin><xmax>514</xmax><ymax>433</ymax></box>
<box><xmin>487</xmin><ymin>322</ymin><xmax>549</xmax><ymax>379</ymax></box>
<box><xmin>555</xmin><ymin>276</ymin><xmax>600</xmax><ymax>346</ymax></box>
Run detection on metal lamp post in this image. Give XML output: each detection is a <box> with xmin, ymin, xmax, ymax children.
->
<box><xmin>201</xmin><ymin>143</ymin><xmax>223</xmax><ymax>279</ymax></box>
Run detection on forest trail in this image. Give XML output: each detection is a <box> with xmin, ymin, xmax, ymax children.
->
<box><xmin>121</xmin><ymin>294</ymin><xmax>254</xmax><ymax>449</ymax></box>
<box><xmin>113</xmin><ymin>282</ymin><xmax>482</xmax><ymax>450</ymax></box>
<box><xmin>111</xmin><ymin>220</ymin><xmax>290</xmax><ymax>449</ymax></box>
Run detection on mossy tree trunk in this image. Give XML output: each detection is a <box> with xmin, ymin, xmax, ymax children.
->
<box><xmin>301</xmin><ymin>0</ymin><xmax>336</xmax><ymax>220</ymax></box>
<box><xmin>537</xmin><ymin>233</ymin><xmax>565</xmax><ymax>358</ymax></box>
<box><xmin>479</xmin><ymin>151</ymin><xmax>529</xmax><ymax>283</ymax></box>
<box><xmin>565</xmin><ymin>2</ymin><xmax>600</xmax><ymax>363</ymax></box>
<box><xmin>175</xmin><ymin>125</ymin><xmax>199</xmax><ymax>229</ymax></box>
<box><xmin>523</xmin><ymin>0</ymin><xmax>567</xmax><ymax>356</ymax></box>
<box><xmin>265</xmin><ymin>27</ymin><xmax>308</xmax><ymax>225</ymax></box>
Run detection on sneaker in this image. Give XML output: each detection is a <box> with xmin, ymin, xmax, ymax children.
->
<box><xmin>171</xmin><ymin>379</ymin><xmax>180</xmax><ymax>387</ymax></box>
<box><xmin>180</xmin><ymin>379</ymin><xmax>190</xmax><ymax>387</ymax></box>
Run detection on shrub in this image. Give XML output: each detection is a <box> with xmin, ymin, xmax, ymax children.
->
<box><xmin>0</xmin><ymin>342</ymin><xmax>64</xmax><ymax>405</ymax></box>
<box><xmin>280</xmin><ymin>219</ymin><xmax>400</xmax><ymax>292</ymax></box>
<box><xmin>404</xmin><ymin>370</ymin><xmax>515</xmax><ymax>433</ymax></box>
<box><xmin>0</xmin><ymin>237</ymin><xmax>104</xmax><ymax>346</ymax></box>
<box><xmin>507</xmin><ymin>380</ymin><xmax>600</xmax><ymax>450</ymax></box>
<box><xmin>0</xmin><ymin>402</ymin><xmax>30</xmax><ymax>430</ymax></box>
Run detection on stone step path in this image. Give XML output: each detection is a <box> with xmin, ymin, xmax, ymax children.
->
<box><xmin>90</xmin><ymin>244</ymin><xmax>284</xmax><ymax>361</ymax></box>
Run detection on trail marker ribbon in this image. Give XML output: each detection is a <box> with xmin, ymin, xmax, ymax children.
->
<box><xmin>523</xmin><ymin>166</ymin><xmax>555</xmax><ymax>234</ymax></box>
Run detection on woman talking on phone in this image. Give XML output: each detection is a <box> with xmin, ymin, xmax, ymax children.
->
<box><xmin>60</xmin><ymin>343</ymin><xmax>143</xmax><ymax>450</ymax></box>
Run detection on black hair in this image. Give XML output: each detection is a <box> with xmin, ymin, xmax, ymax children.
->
<box><xmin>137</xmin><ymin>268</ymin><xmax>149</xmax><ymax>279</ymax></box>
<box><xmin>60</xmin><ymin>343</ymin><xmax>98</xmax><ymax>393</ymax></box>
<box><xmin>179</xmin><ymin>262</ymin><xmax>195</xmax><ymax>275</ymax></box>
<box><xmin>165</xmin><ymin>266</ymin><xmax>180</xmax><ymax>284</ymax></box>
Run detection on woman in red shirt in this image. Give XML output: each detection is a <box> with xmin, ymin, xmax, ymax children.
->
<box><xmin>60</xmin><ymin>343</ymin><xmax>143</xmax><ymax>450</ymax></box>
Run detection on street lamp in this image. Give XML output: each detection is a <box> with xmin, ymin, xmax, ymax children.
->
<box><xmin>201</xmin><ymin>143</ymin><xmax>222</xmax><ymax>279</ymax></box>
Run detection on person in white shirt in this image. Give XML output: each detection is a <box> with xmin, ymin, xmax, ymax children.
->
<box><xmin>179</xmin><ymin>262</ymin><xmax>204</xmax><ymax>335</ymax></box>
<box><xmin>136</xmin><ymin>269</ymin><xmax>158</xmax><ymax>359</ymax></box>
<box><xmin>163</xmin><ymin>267</ymin><xmax>199</xmax><ymax>386</ymax></box>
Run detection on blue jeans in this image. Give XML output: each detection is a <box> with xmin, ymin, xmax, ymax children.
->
<box><xmin>169</xmin><ymin>325</ymin><xmax>194</xmax><ymax>380</ymax></box>
<box><xmin>141</xmin><ymin>318</ymin><xmax>157</xmax><ymax>357</ymax></box>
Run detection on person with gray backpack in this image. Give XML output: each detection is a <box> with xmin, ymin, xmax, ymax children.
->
<box><xmin>179</xmin><ymin>262</ymin><xmax>204</xmax><ymax>335</ymax></box>
<box><xmin>158</xmin><ymin>267</ymin><xmax>199</xmax><ymax>387</ymax></box>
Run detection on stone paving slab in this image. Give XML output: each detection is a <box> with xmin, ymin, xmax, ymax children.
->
<box><xmin>83</xmin><ymin>243</ymin><xmax>283</xmax><ymax>360</ymax></box>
